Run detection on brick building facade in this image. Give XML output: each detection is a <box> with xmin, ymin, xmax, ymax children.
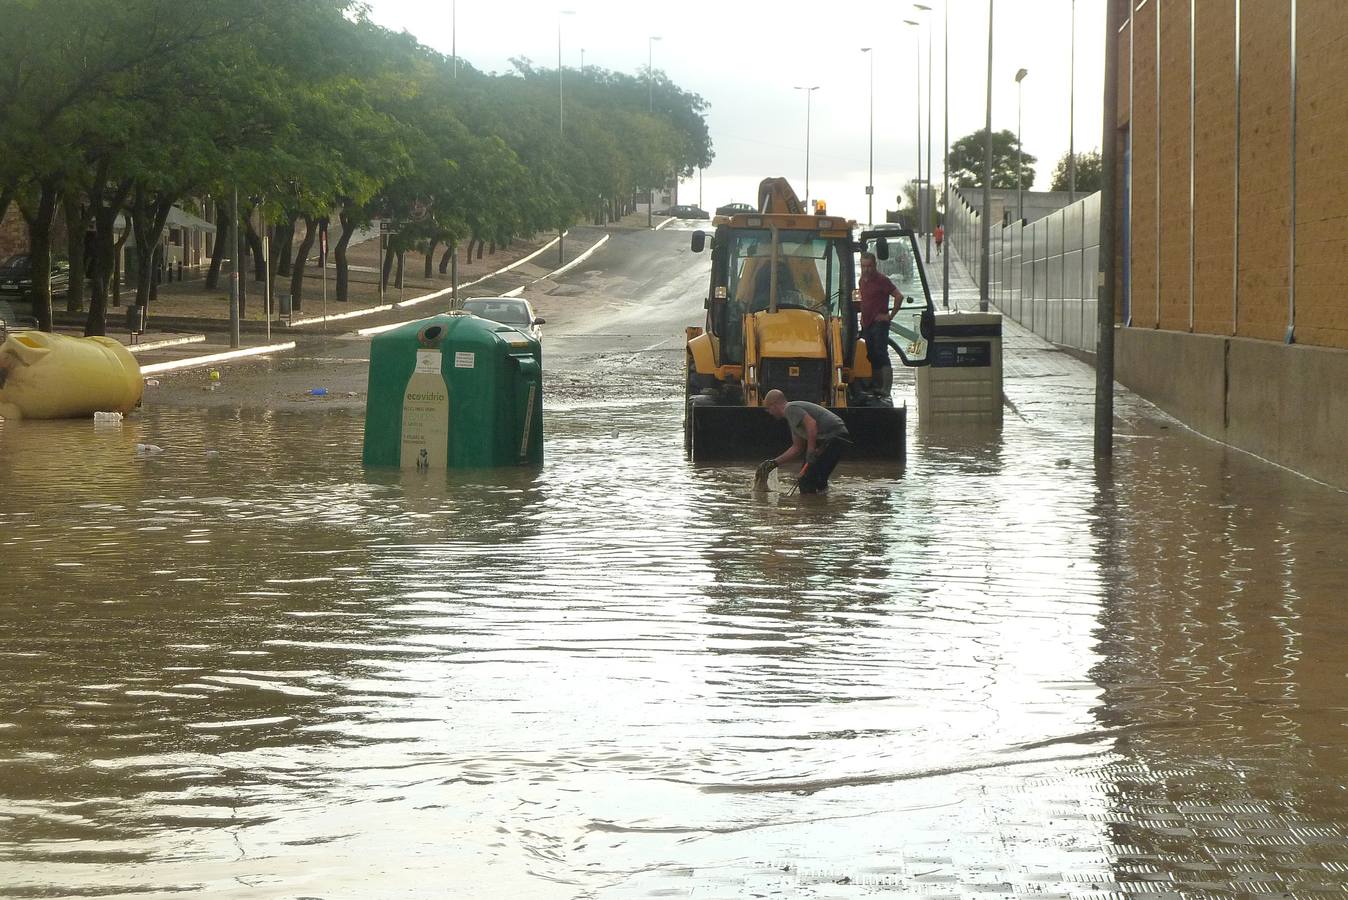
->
<box><xmin>1112</xmin><ymin>0</ymin><xmax>1348</xmax><ymax>488</ymax></box>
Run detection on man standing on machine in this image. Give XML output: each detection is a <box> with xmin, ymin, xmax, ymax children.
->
<box><xmin>857</xmin><ymin>251</ymin><xmax>904</xmax><ymax>402</ymax></box>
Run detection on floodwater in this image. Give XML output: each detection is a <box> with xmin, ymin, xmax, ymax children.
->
<box><xmin>2</xmin><ymin>385</ymin><xmax>1348</xmax><ymax>897</ymax></box>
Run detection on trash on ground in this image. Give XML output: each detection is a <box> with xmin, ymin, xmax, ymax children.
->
<box><xmin>134</xmin><ymin>443</ymin><xmax>164</xmax><ymax>455</ymax></box>
<box><xmin>144</xmin><ymin>379</ymin><xmax>160</xmax><ymax>387</ymax></box>
<box><xmin>308</xmin><ymin>388</ymin><xmax>328</xmax><ymax>396</ymax></box>
<box><xmin>93</xmin><ymin>411</ymin><xmax>123</xmax><ymax>424</ymax></box>
<box><xmin>209</xmin><ymin>369</ymin><xmax>220</xmax><ymax>381</ymax></box>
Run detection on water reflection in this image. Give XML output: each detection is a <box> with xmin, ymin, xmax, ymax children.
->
<box><xmin>1</xmin><ymin>395</ymin><xmax>1347</xmax><ymax>896</ymax></box>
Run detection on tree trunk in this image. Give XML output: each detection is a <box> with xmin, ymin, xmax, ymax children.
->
<box><xmin>335</xmin><ymin>208</ymin><xmax>355</xmax><ymax>302</ymax></box>
<box><xmin>243</xmin><ymin>208</ymin><xmax>266</xmax><ymax>281</ymax></box>
<box><xmin>131</xmin><ymin>189</ymin><xmax>174</xmax><ymax>310</ymax></box>
<box><xmin>276</xmin><ymin>214</ymin><xmax>297</xmax><ymax>277</ymax></box>
<box><xmin>395</xmin><ymin>250</ymin><xmax>405</xmax><ymax>289</ymax></box>
<box><xmin>423</xmin><ymin>238</ymin><xmax>438</xmax><ymax>279</ymax></box>
<box><xmin>205</xmin><ymin>205</ymin><xmax>228</xmax><ymax>289</ymax></box>
<box><xmin>85</xmin><ymin>179</ymin><xmax>133</xmax><ymax>336</ymax></box>
<box><xmin>267</xmin><ymin>222</ymin><xmax>285</xmax><ymax>303</ymax></box>
<box><xmin>476</xmin><ymin>239</ymin><xmax>484</xmax><ymax>261</ymax></box>
<box><xmin>62</xmin><ymin>191</ymin><xmax>91</xmax><ymax>314</ymax></box>
<box><xmin>381</xmin><ymin>241</ymin><xmax>395</xmax><ymax>288</ymax></box>
<box><xmin>18</xmin><ymin>180</ymin><xmax>59</xmax><ymax>332</ymax></box>
<box><xmin>288</xmin><ymin>214</ymin><xmax>316</xmax><ymax>311</ymax></box>
<box><xmin>112</xmin><ymin>226</ymin><xmax>130</xmax><ymax>308</ymax></box>
<box><xmin>438</xmin><ymin>243</ymin><xmax>453</xmax><ymax>274</ymax></box>
<box><xmin>149</xmin><ymin>244</ymin><xmax>161</xmax><ymax>305</ymax></box>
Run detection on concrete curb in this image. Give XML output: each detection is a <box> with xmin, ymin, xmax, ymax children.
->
<box><xmin>358</xmin><ymin>233</ymin><xmax>613</xmax><ymax>336</ymax></box>
<box><xmin>139</xmin><ymin>341</ymin><xmax>298</xmax><ymax>375</ymax></box>
<box><xmin>125</xmin><ymin>335</ymin><xmax>207</xmax><ymax>354</ymax></box>
<box><xmin>286</xmin><ymin>232</ymin><xmax>568</xmax><ymax>328</ymax></box>
<box><xmin>502</xmin><ymin>235</ymin><xmax>611</xmax><ymax>298</ymax></box>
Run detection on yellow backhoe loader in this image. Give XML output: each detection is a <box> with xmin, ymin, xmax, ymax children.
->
<box><xmin>684</xmin><ymin>177</ymin><xmax>934</xmax><ymax>460</ymax></box>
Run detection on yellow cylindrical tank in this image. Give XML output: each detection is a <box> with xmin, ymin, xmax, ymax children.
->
<box><xmin>0</xmin><ymin>331</ymin><xmax>144</xmax><ymax>420</ymax></box>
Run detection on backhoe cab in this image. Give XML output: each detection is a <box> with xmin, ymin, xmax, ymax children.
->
<box><xmin>683</xmin><ymin>177</ymin><xmax>934</xmax><ymax>461</ymax></box>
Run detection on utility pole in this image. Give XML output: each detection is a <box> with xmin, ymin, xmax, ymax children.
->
<box><xmin>979</xmin><ymin>0</ymin><xmax>994</xmax><ymax>313</ymax></box>
<box><xmin>916</xmin><ymin>3</ymin><xmax>934</xmax><ymax>260</ymax></box>
<box><xmin>1016</xmin><ymin>68</ymin><xmax>1028</xmax><ymax>222</ymax></box>
<box><xmin>862</xmin><ymin>47</ymin><xmax>874</xmax><ymax>226</ymax></box>
<box><xmin>905</xmin><ymin>19</ymin><xmax>922</xmax><ymax>234</ymax></box>
<box><xmin>1095</xmin><ymin>0</ymin><xmax>1122</xmax><ymax>457</ymax></box>
<box><xmin>942</xmin><ymin>0</ymin><xmax>950</xmax><ymax>308</ymax></box>
<box><xmin>647</xmin><ymin>35</ymin><xmax>661</xmax><ymax>229</ymax></box>
<box><xmin>1069</xmin><ymin>0</ymin><xmax>1077</xmax><ymax>199</ymax></box>
<box><xmin>558</xmin><ymin>9</ymin><xmax>574</xmax><ymax>266</ymax></box>
<box><xmin>228</xmin><ymin>187</ymin><xmax>239</xmax><ymax>349</ymax></box>
<box><xmin>452</xmin><ymin>0</ymin><xmax>457</xmax><ymax>78</ymax></box>
<box><xmin>793</xmin><ymin>85</ymin><xmax>820</xmax><ymax>206</ymax></box>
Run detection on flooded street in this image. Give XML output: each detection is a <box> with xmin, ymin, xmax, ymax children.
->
<box><xmin>4</xmin><ymin>232</ymin><xmax>1348</xmax><ymax>897</ymax></box>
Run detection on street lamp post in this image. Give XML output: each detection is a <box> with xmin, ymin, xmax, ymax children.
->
<box><xmin>558</xmin><ymin>11</ymin><xmax>574</xmax><ymax>135</ymax></box>
<box><xmin>942</xmin><ymin>0</ymin><xmax>950</xmax><ymax>308</ymax></box>
<box><xmin>793</xmin><ymin>85</ymin><xmax>820</xmax><ymax>207</ymax></box>
<box><xmin>451</xmin><ymin>0</ymin><xmax>457</xmax><ymax>78</ymax></box>
<box><xmin>1068</xmin><ymin>0</ymin><xmax>1076</xmax><ymax>198</ymax></box>
<box><xmin>1015</xmin><ymin>67</ymin><xmax>1028</xmax><ymax>223</ymax></box>
<box><xmin>979</xmin><ymin>0</ymin><xmax>994</xmax><ymax>313</ymax></box>
<box><xmin>862</xmin><ymin>47</ymin><xmax>873</xmax><ymax>226</ymax></box>
<box><xmin>916</xmin><ymin>4</ymin><xmax>933</xmax><ymax>260</ymax></box>
<box><xmin>647</xmin><ymin>35</ymin><xmax>662</xmax><ymax>229</ymax></box>
<box><xmin>904</xmin><ymin>19</ymin><xmax>922</xmax><ymax>235</ymax></box>
<box><xmin>559</xmin><ymin>9</ymin><xmax>574</xmax><ymax>265</ymax></box>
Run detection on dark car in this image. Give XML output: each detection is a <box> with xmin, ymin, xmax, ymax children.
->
<box><xmin>715</xmin><ymin>202</ymin><xmax>755</xmax><ymax>216</ymax></box>
<box><xmin>0</xmin><ymin>254</ymin><xmax>70</xmax><ymax>301</ymax></box>
<box><xmin>656</xmin><ymin>204</ymin><xmax>710</xmax><ymax>220</ymax></box>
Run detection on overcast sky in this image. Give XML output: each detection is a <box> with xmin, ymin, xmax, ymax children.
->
<box><xmin>365</xmin><ymin>0</ymin><xmax>1106</xmax><ymax>223</ymax></box>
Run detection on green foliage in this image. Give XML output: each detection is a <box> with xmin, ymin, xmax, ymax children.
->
<box><xmin>0</xmin><ymin>0</ymin><xmax>715</xmax><ymax>328</ymax></box>
<box><xmin>947</xmin><ymin>128</ymin><xmax>1036</xmax><ymax>190</ymax></box>
<box><xmin>1049</xmin><ymin>150</ymin><xmax>1102</xmax><ymax>193</ymax></box>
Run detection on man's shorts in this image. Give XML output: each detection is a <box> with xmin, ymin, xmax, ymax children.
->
<box><xmin>863</xmin><ymin>320</ymin><xmax>891</xmax><ymax>370</ymax></box>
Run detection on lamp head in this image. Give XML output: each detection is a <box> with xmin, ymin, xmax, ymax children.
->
<box><xmin>1015</xmin><ymin>68</ymin><xmax>1029</xmax><ymax>83</ymax></box>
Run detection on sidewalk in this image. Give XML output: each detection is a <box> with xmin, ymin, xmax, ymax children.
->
<box><xmin>925</xmin><ymin>243</ymin><xmax>1105</xmax><ymax>439</ymax></box>
<box><xmin>118</xmin><ymin>225</ymin><xmax>617</xmax><ymax>371</ymax></box>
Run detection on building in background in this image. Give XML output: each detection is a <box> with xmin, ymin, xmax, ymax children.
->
<box><xmin>1108</xmin><ymin>0</ymin><xmax>1348</xmax><ymax>489</ymax></box>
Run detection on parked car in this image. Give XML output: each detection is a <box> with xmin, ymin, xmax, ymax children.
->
<box><xmin>715</xmin><ymin>202</ymin><xmax>756</xmax><ymax>216</ymax></box>
<box><xmin>461</xmin><ymin>297</ymin><xmax>545</xmax><ymax>343</ymax></box>
<box><xmin>0</xmin><ymin>254</ymin><xmax>70</xmax><ymax>301</ymax></box>
<box><xmin>656</xmin><ymin>204</ymin><xmax>710</xmax><ymax>220</ymax></box>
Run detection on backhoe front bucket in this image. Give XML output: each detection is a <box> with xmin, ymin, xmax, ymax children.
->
<box><xmin>688</xmin><ymin>403</ymin><xmax>906</xmax><ymax>462</ymax></box>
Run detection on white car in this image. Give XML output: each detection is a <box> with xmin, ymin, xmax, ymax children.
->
<box><xmin>461</xmin><ymin>297</ymin><xmax>545</xmax><ymax>344</ymax></box>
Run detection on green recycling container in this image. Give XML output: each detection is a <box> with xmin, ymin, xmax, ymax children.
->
<box><xmin>362</xmin><ymin>313</ymin><xmax>543</xmax><ymax>469</ymax></box>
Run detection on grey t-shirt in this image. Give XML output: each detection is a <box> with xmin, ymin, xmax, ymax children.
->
<box><xmin>783</xmin><ymin>401</ymin><xmax>847</xmax><ymax>443</ymax></box>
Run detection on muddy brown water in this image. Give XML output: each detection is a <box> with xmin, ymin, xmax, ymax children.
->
<box><xmin>2</xmin><ymin>384</ymin><xmax>1348</xmax><ymax>897</ymax></box>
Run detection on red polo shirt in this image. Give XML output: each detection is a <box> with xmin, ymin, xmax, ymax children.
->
<box><xmin>859</xmin><ymin>272</ymin><xmax>899</xmax><ymax>328</ymax></box>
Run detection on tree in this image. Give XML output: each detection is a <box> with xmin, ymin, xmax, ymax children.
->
<box><xmin>946</xmin><ymin>128</ymin><xmax>1036</xmax><ymax>190</ymax></box>
<box><xmin>0</xmin><ymin>0</ymin><xmax>716</xmax><ymax>330</ymax></box>
<box><xmin>1049</xmin><ymin>149</ymin><xmax>1102</xmax><ymax>193</ymax></box>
